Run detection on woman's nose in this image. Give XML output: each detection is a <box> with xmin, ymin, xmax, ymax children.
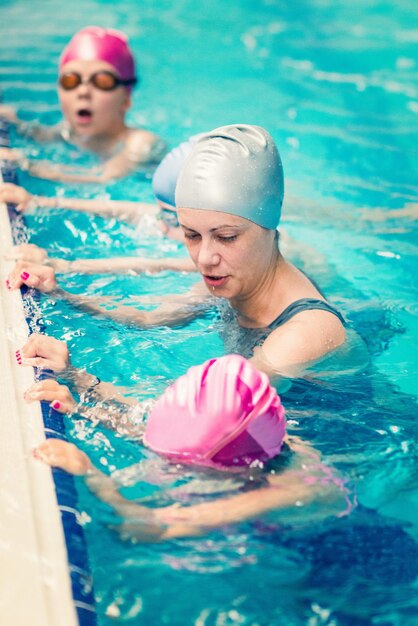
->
<box><xmin>197</xmin><ymin>240</ymin><xmax>220</xmax><ymax>267</ymax></box>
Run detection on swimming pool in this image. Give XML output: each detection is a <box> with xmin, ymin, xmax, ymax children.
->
<box><xmin>1</xmin><ymin>0</ymin><xmax>417</xmax><ymax>624</ymax></box>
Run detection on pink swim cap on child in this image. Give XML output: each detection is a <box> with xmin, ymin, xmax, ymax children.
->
<box><xmin>59</xmin><ymin>26</ymin><xmax>136</xmax><ymax>84</ymax></box>
<box><xmin>144</xmin><ymin>355</ymin><xmax>286</xmax><ymax>467</ymax></box>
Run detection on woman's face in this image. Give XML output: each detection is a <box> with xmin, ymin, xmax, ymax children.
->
<box><xmin>58</xmin><ymin>59</ymin><xmax>131</xmax><ymax>140</ymax></box>
<box><xmin>178</xmin><ymin>207</ymin><xmax>277</xmax><ymax>301</ymax></box>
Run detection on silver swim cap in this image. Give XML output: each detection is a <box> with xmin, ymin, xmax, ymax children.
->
<box><xmin>175</xmin><ymin>124</ymin><xmax>284</xmax><ymax>230</ymax></box>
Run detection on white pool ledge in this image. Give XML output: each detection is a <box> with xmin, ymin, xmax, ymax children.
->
<box><xmin>0</xmin><ymin>200</ymin><xmax>78</xmax><ymax>626</ymax></box>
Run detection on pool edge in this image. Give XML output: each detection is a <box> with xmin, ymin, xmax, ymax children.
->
<box><xmin>0</xmin><ymin>200</ymin><xmax>80</xmax><ymax>625</ymax></box>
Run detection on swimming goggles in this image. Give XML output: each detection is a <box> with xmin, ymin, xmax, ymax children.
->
<box><xmin>58</xmin><ymin>71</ymin><xmax>137</xmax><ymax>91</ymax></box>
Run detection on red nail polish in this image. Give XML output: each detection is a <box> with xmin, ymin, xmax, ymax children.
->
<box><xmin>6</xmin><ymin>280</ymin><xmax>11</xmax><ymax>290</ymax></box>
<box><xmin>51</xmin><ymin>401</ymin><xmax>61</xmax><ymax>410</ymax></box>
<box><xmin>21</xmin><ymin>272</ymin><xmax>30</xmax><ymax>280</ymax></box>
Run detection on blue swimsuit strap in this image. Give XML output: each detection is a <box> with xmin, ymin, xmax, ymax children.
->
<box><xmin>268</xmin><ymin>298</ymin><xmax>346</xmax><ymax>330</ymax></box>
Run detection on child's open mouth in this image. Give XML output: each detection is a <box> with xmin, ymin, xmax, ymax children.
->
<box><xmin>76</xmin><ymin>108</ymin><xmax>93</xmax><ymax>123</ymax></box>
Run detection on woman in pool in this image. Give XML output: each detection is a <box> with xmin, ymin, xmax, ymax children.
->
<box><xmin>8</xmin><ymin>124</ymin><xmax>364</xmax><ymax>380</ymax></box>
<box><xmin>0</xmin><ymin>26</ymin><xmax>165</xmax><ymax>183</ymax></box>
<box><xmin>20</xmin><ymin>333</ymin><xmax>351</xmax><ymax>541</ymax></box>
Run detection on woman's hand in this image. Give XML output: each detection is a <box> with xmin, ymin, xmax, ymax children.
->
<box><xmin>6</xmin><ymin>261</ymin><xmax>57</xmax><ymax>292</ymax></box>
<box><xmin>34</xmin><ymin>439</ymin><xmax>92</xmax><ymax>475</ymax></box>
<box><xmin>17</xmin><ymin>333</ymin><xmax>70</xmax><ymax>372</ymax></box>
<box><xmin>0</xmin><ymin>183</ymin><xmax>34</xmax><ymax>211</ymax></box>
<box><xmin>5</xmin><ymin>243</ymin><xmax>49</xmax><ymax>264</ymax></box>
<box><xmin>25</xmin><ymin>379</ymin><xmax>77</xmax><ymax>413</ymax></box>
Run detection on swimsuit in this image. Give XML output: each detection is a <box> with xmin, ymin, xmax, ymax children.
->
<box><xmin>221</xmin><ymin>298</ymin><xmax>345</xmax><ymax>359</ymax></box>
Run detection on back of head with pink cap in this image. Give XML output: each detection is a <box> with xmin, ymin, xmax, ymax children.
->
<box><xmin>144</xmin><ymin>355</ymin><xmax>286</xmax><ymax>467</ymax></box>
<box><xmin>59</xmin><ymin>26</ymin><xmax>137</xmax><ymax>85</ymax></box>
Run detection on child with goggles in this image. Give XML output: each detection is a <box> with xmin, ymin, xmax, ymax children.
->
<box><xmin>0</xmin><ymin>26</ymin><xmax>166</xmax><ymax>183</ymax></box>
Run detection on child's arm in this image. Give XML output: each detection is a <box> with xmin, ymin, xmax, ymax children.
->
<box><xmin>6</xmin><ymin>243</ymin><xmax>196</xmax><ymax>275</ymax></box>
<box><xmin>0</xmin><ymin>182</ymin><xmax>157</xmax><ymax>224</ymax></box>
<box><xmin>34</xmin><ymin>436</ymin><xmax>352</xmax><ymax>542</ymax></box>
<box><xmin>0</xmin><ymin>106</ymin><xmax>62</xmax><ymax>142</ymax></box>
<box><xmin>34</xmin><ymin>439</ymin><xmax>168</xmax><ymax>541</ymax></box>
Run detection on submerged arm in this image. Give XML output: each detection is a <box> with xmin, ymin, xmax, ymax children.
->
<box><xmin>0</xmin><ymin>181</ymin><xmax>157</xmax><ymax>224</ymax></box>
<box><xmin>7</xmin><ymin>261</ymin><xmax>208</xmax><ymax>328</ymax></box>
<box><xmin>53</xmin><ymin>285</ymin><xmax>208</xmax><ymax>328</ymax></box>
<box><xmin>34</xmin><ymin>195</ymin><xmax>158</xmax><ymax>224</ymax></box>
<box><xmin>34</xmin><ymin>435</ymin><xmax>352</xmax><ymax>542</ymax></box>
<box><xmin>147</xmin><ymin>437</ymin><xmax>352</xmax><ymax>540</ymax></box>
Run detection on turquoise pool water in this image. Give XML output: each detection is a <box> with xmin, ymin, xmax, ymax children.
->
<box><xmin>1</xmin><ymin>0</ymin><xmax>418</xmax><ymax>624</ymax></box>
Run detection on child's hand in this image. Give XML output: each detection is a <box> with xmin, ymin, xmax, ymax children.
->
<box><xmin>34</xmin><ymin>439</ymin><xmax>92</xmax><ymax>475</ymax></box>
<box><xmin>0</xmin><ymin>147</ymin><xmax>22</xmax><ymax>161</ymax></box>
<box><xmin>6</xmin><ymin>261</ymin><xmax>57</xmax><ymax>292</ymax></box>
<box><xmin>17</xmin><ymin>333</ymin><xmax>70</xmax><ymax>372</ymax></box>
<box><xmin>24</xmin><ymin>379</ymin><xmax>77</xmax><ymax>414</ymax></box>
<box><xmin>0</xmin><ymin>104</ymin><xmax>19</xmax><ymax>123</ymax></box>
<box><xmin>5</xmin><ymin>243</ymin><xmax>49</xmax><ymax>264</ymax></box>
<box><xmin>0</xmin><ymin>183</ymin><xmax>34</xmax><ymax>211</ymax></box>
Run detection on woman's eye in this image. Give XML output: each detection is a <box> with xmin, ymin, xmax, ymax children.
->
<box><xmin>218</xmin><ymin>235</ymin><xmax>237</xmax><ymax>242</ymax></box>
<box><xmin>184</xmin><ymin>232</ymin><xmax>200</xmax><ymax>240</ymax></box>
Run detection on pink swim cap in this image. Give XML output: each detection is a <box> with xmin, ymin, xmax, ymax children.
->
<box><xmin>144</xmin><ymin>355</ymin><xmax>286</xmax><ymax>467</ymax></box>
<box><xmin>59</xmin><ymin>26</ymin><xmax>136</xmax><ymax>84</ymax></box>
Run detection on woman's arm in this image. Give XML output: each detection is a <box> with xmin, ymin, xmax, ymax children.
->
<box><xmin>7</xmin><ymin>261</ymin><xmax>209</xmax><ymax>328</ymax></box>
<box><xmin>51</xmin><ymin>285</ymin><xmax>208</xmax><ymax>328</ymax></box>
<box><xmin>26</xmin><ymin>378</ymin><xmax>143</xmax><ymax>437</ymax></box>
<box><xmin>19</xmin><ymin>334</ymin><xmax>143</xmax><ymax>437</ymax></box>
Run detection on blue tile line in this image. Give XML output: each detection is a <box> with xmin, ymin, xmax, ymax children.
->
<box><xmin>0</xmin><ymin>117</ymin><xmax>97</xmax><ymax>626</ymax></box>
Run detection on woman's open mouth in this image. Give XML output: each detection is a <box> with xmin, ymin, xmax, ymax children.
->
<box><xmin>203</xmin><ymin>274</ymin><xmax>229</xmax><ymax>288</ymax></box>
